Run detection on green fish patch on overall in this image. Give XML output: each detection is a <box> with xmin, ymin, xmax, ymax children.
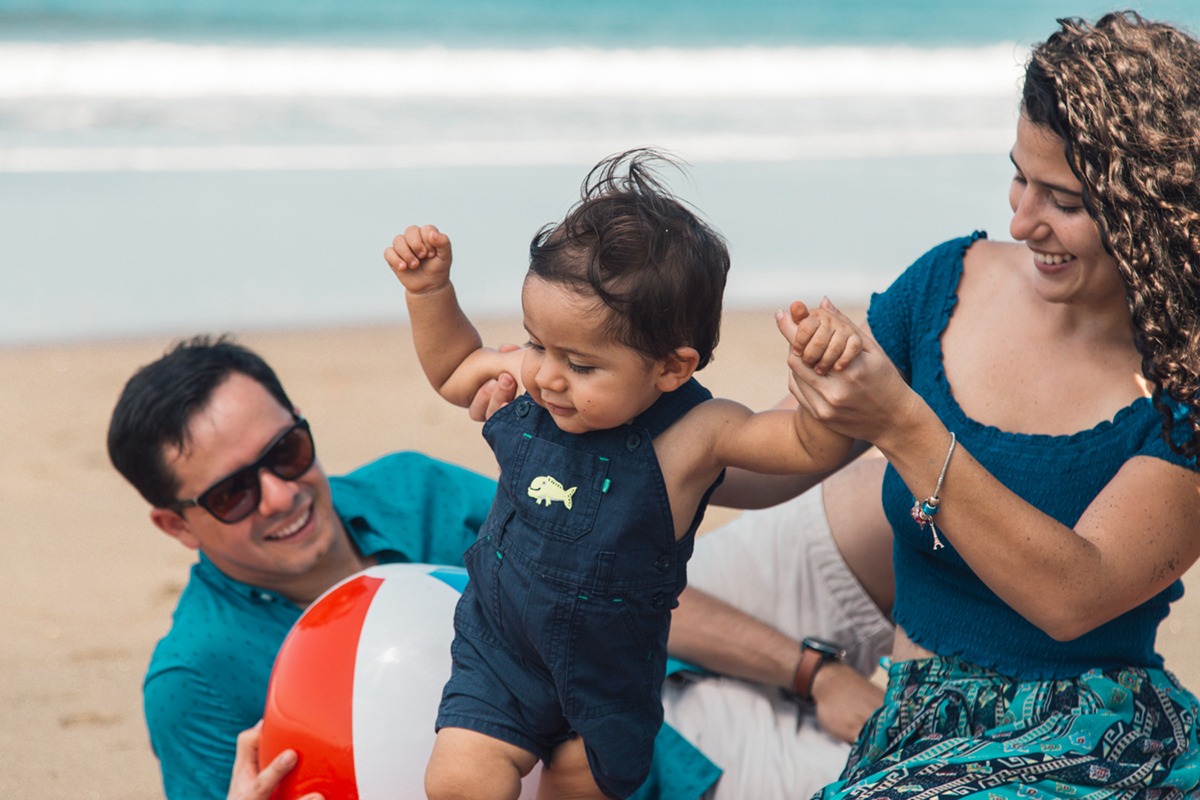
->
<box><xmin>527</xmin><ymin>476</ymin><xmax>577</xmax><ymax>510</ymax></box>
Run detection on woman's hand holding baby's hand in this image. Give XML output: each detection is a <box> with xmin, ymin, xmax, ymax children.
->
<box><xmin>384</xmin><ymin>224</ymin><xmax>454</xmax><ymax>295</ymax></box>
<box><xmin>776</xmin><ymin>298</ymin><xmax>918</xmax><ymax>445</ymax></box>
<box><xmin>778</xmin><ymin>298</ymin><xmax>862</xmax><ymax>376</ymax></box>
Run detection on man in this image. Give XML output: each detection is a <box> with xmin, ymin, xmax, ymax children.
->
<box><xmin>111</xmin><ymin>337</ymin><xmax>891</xmax><ymax>800</ymax></box>
<box><xmin>108</xmin><ymin>336</ymin><xmax>504</xmax><ymax>799</ymax></box>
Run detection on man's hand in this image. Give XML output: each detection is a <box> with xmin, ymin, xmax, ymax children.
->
<box><xmin>809</xmin><ymin>661</ymin><xmax>884</xmax><ymax>744</ymax></box>
<box><xmin>227</xmin><ymin>721</ymin><xmax>324</xmax><ymax>800</ymax></box>
<box><xmin>466</xmin><ymin>344</ymin><xmax>523</xmax><ymax>422</ymax></box>
<box><xmin>468</xmin><ymin>373</ymin><xmax>519</xmax><ymax>422</ymax></box>
<box><xmin>384</xmin><ymin>224</ymin><xmax>454</xmax><ymax>295</ymax></box>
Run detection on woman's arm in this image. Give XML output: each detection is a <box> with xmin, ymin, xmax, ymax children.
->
<box><xmin>785</xmin><ymin>305</ymin><xmax>1200</xmax><ymax>641</ymax></box>
<box><xmin>884</xmin><ymin>405</ymin><xmax>1200</xmax><ymax>640</ymax></box>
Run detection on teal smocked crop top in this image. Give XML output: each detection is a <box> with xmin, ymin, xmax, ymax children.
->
<box><xmin>869</xmin><ymin>232</ymin><xmax>1198</xmax><ymax>680</ymax></box>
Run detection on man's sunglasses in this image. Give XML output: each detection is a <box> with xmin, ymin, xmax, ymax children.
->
<box><xmin>167</xmin><ymin>417</ymin><xmax>316</xmax><ymax>524</ymax></box>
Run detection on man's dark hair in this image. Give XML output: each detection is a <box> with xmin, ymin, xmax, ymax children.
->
<box><xmin>107</xmin><ymin>335</ymin><xmax>294</xmax><ymax>509</ymax></box>
<box><xmin>528</xmin><ymin>149</ymin><xmax>730</xmax><ymax>370</ymax></box>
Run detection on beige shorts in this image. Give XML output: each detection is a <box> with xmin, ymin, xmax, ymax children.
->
<box><xmin>662</xmin><ymin>485</ymin><xmax>894</xmax><ymax>800</ymax></box>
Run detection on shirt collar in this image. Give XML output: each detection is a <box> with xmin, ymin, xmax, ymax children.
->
<box><xmin>194</xmin><ymin>552</ymin><xmax>299</xmax><ymax>608</ymax></box>
<box><xmin>191</xmin><ymin>491</ymin><xmax>394</xmax><ymax>608</ymax></box>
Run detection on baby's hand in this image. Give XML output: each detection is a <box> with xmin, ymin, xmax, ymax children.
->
<box><xmin>384</xmin><ymin>224</ymin><xmax>454</xmax><ymax>295</ymax></box>
<box><xmin>777</xmin><ymin>298</ymin><xmax>862</xmax><ymax>376</ymax></box>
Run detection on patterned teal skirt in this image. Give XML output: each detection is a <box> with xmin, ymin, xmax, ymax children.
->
<box><xmin>817</xmin><ymin>656</ymin><xmax>1200</xmax><ymax>800</ymax></box>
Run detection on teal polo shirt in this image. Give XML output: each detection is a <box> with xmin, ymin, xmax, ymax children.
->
<box><xmin>143</xmin><ymin>452</ymin><xmax>718</xmax><ymax>800</ymax></box>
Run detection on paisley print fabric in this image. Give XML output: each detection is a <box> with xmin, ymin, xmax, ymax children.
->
<box><xmin>818</xmin><ymin>656</ymin><xmax>1200</xmax><ymax>800</ymax></box>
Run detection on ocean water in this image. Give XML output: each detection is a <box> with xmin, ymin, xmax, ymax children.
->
<box><xmin>3</xmin><ymin>0</ymin><xmax>1199</xmax><ymax>345</ymax></box>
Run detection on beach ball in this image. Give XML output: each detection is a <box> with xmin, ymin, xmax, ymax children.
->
<box><xmin>259</xmin><ymin>563</ymin><xmax>541</xmax><ymax>799</ymax></box>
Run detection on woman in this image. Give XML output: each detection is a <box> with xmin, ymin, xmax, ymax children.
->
<box><xmin>771</xmin><ymin>11</ymin><xmax>1200</xmax><ymax>798</ymax></box>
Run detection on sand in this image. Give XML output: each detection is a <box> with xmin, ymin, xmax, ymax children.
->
<box><xmin>3</xmin><ymin>310</ymin><xmax>1199</xmax><ymax>799</ymax></box>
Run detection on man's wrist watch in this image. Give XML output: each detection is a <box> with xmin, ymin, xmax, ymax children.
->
<box><xmin>793</xmin><ymin>637</ymin><xmax>847</xmax><ymax>703</ymax></box>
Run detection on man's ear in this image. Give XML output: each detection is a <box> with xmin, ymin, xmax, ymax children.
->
<box><xmin>654</xmin><ymin>347</ymin><xmax>700</xmax><ymax>393</ymax></box>
<box><xmin>150</xmin><ymin>508</ymin><xmax>202</xmax><ymax>551</ymax></box>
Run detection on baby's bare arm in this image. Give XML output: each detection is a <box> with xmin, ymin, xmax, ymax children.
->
<box><xmin>704</xmin><ymin>401</ymin><xmax>854</xmax><ymax>476</ymax></box>
<box><xmin>693</xmin><ymin>303</ymin><xmax>858</xmax><ymax>477</ymax></box>
<box><xmin>385</xmin><ymin>225</ymin><xmax>523</xmax><ymax>406</ymax></box>
<box><xmin>436</xmin><ymin>347</ymin><xmax>526</xmax><ymax>408</ymax></box>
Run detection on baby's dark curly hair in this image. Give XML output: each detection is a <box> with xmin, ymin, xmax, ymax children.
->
<box><xmin>527</xmin><ymin>149</ymin><xmax>730</xmax><ymax>370</ymax></box>
<box><xmin>1024</xmin><ymin>11</ymin><xmax>1200</xmax><ymax>457</ymax></box>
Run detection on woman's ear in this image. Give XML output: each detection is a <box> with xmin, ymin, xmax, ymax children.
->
<box><xmin>654</xmin><ymin>347</ymin><xmax>700</xmax><ymax>392</ymax></box>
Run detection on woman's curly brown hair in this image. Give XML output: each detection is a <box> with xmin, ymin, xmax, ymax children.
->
<box><xmin>1024</xmin><ymin>11</ymin><xmax>1200</xmax><ymax>458</ymax></box>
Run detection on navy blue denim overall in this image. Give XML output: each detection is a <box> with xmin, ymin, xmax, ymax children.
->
<box><xmin>436</xmin><ymin>378</ymin><xmax>723</xmax><ymax>799</ymax></box>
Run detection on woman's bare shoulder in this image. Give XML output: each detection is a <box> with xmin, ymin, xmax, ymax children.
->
<box><xmin>962</xmin><ymin>238</ymin><xmax>1026</xmax><ymax>271</ymax></box>
<box><xmin>959</xmin><ymin>239</ymin><xmax>1027</xmax><ymax>295</ymax></box>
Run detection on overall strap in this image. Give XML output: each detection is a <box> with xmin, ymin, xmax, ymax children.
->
<box><xmin>632</xmin><ymin>378</ymin><xmax>712</xmax><ymax>439</ymax></box>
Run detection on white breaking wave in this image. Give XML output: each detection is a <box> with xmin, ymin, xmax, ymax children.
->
<box><xmin>0</xmin><ymin>40</ymin><xmax>1025</xmax><ymax>171</ymax></box>
<box><xmin>0</xmin><ymin>129</ymin><xmax>1015</xmax><ymax>172</ymax></box>
<box><xmin>0</xmin><ymin>40</ymin><xmax>1027</xmax><ymax>99</ymax></box>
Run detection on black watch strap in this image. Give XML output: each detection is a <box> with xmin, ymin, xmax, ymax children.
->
<box><xmin>792</xmin><ymin>637</ymin><xmax>847</xmax><ymax>702</ymax></box>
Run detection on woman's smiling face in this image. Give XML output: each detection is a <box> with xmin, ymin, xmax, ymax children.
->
<box><xmin>1008</xmin><ymin>114</ymin><xmax>1125</xmax><ymax>308</ymax></box>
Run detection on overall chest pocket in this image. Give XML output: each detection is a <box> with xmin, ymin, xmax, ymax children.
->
<box><xmin>510</xmin><ymin>434</ymin><xmax>609</xmax><ymax>540</ymax></box>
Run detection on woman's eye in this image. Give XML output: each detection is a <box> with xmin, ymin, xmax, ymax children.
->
<box><xmin>1052</xmin><ymin>198</ymin><xmax>1084</xmax><ymax>214</ymax></box>
<box><xmin>525</xmin><ymin>341</ymin><xmax>545</xmax><ymax>352</ymax></box>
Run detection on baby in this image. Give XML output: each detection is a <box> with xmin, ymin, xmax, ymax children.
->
<box><xmin>385</xmin><ymin>151</ymin><xmax>861</xmax><ymax>800</ymax></box>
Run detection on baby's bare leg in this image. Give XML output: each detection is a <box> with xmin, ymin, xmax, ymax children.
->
<box><xmin>536</xmin><ymin>736</ymin><xmax>607</xmax><ymax>800</ymax></box>
<box><xmin>427</xmin><ymin>727</ymin><xmax>539</xmax><ymax>800</ymax></box>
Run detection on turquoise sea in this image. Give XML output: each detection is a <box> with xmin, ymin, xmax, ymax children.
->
<box><xmin>3</xmin><ymin>0</ymin><xmax>1199</xmax><ymax>345</ymax></box>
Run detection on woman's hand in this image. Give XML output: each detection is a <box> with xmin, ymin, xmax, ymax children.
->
<box><xmin>777</xmin><ymin>299</ymin><xmax>921</xmax><ymax>447</ymax></box>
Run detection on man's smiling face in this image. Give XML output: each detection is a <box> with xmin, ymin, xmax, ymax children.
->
<box><xmin>149</xmin><ymin>372</ymin><xmax>344</xmax><ymax>599</ymax></box>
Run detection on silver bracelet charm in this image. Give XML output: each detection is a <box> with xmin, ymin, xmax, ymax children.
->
<box><xmin>910</xmin><ymin>432</ymin><xmax>956</xmax><ymax>550</ymax></box>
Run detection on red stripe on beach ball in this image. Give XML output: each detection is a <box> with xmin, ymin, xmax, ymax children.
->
<box><xmin>260</xmin><ymin>574</ymin><xmax>384</xmax><ymax>800</ymax></box>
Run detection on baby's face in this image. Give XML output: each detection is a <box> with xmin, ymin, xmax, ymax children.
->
<box><xmin>520</xmin><ymin>275</ymin><xmax>667</xmax><ymax>434</ymax></box>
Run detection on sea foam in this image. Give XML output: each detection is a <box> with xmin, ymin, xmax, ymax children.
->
<box><xmin>1</xmin><ymin>40</ymin><xmax>1025</xmax><ymax>98</ymax></box>
<box><xmin>0</xmin><ymin>41</ymin><xmax>1025</xmax><ymax>171</ymax></box>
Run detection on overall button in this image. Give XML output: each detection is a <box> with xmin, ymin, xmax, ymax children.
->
<box><xmin>651</xmin><ymin>592</ymin><xmax>667</xmax><ymax>608</ymax></box>
<box><xmin>625</xmin><ymin>432</ymin><xmax>642</xmax><ymax>451</ymax></box>
<box><xmin>515</xmin><ymin>400</ymin><xmax>531</xmax><ymax>417</ymax></box>
<box><xmin>654</xmin><ymin>554</ymin><xmax>671</xmax><ymax>571</ymax></box>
